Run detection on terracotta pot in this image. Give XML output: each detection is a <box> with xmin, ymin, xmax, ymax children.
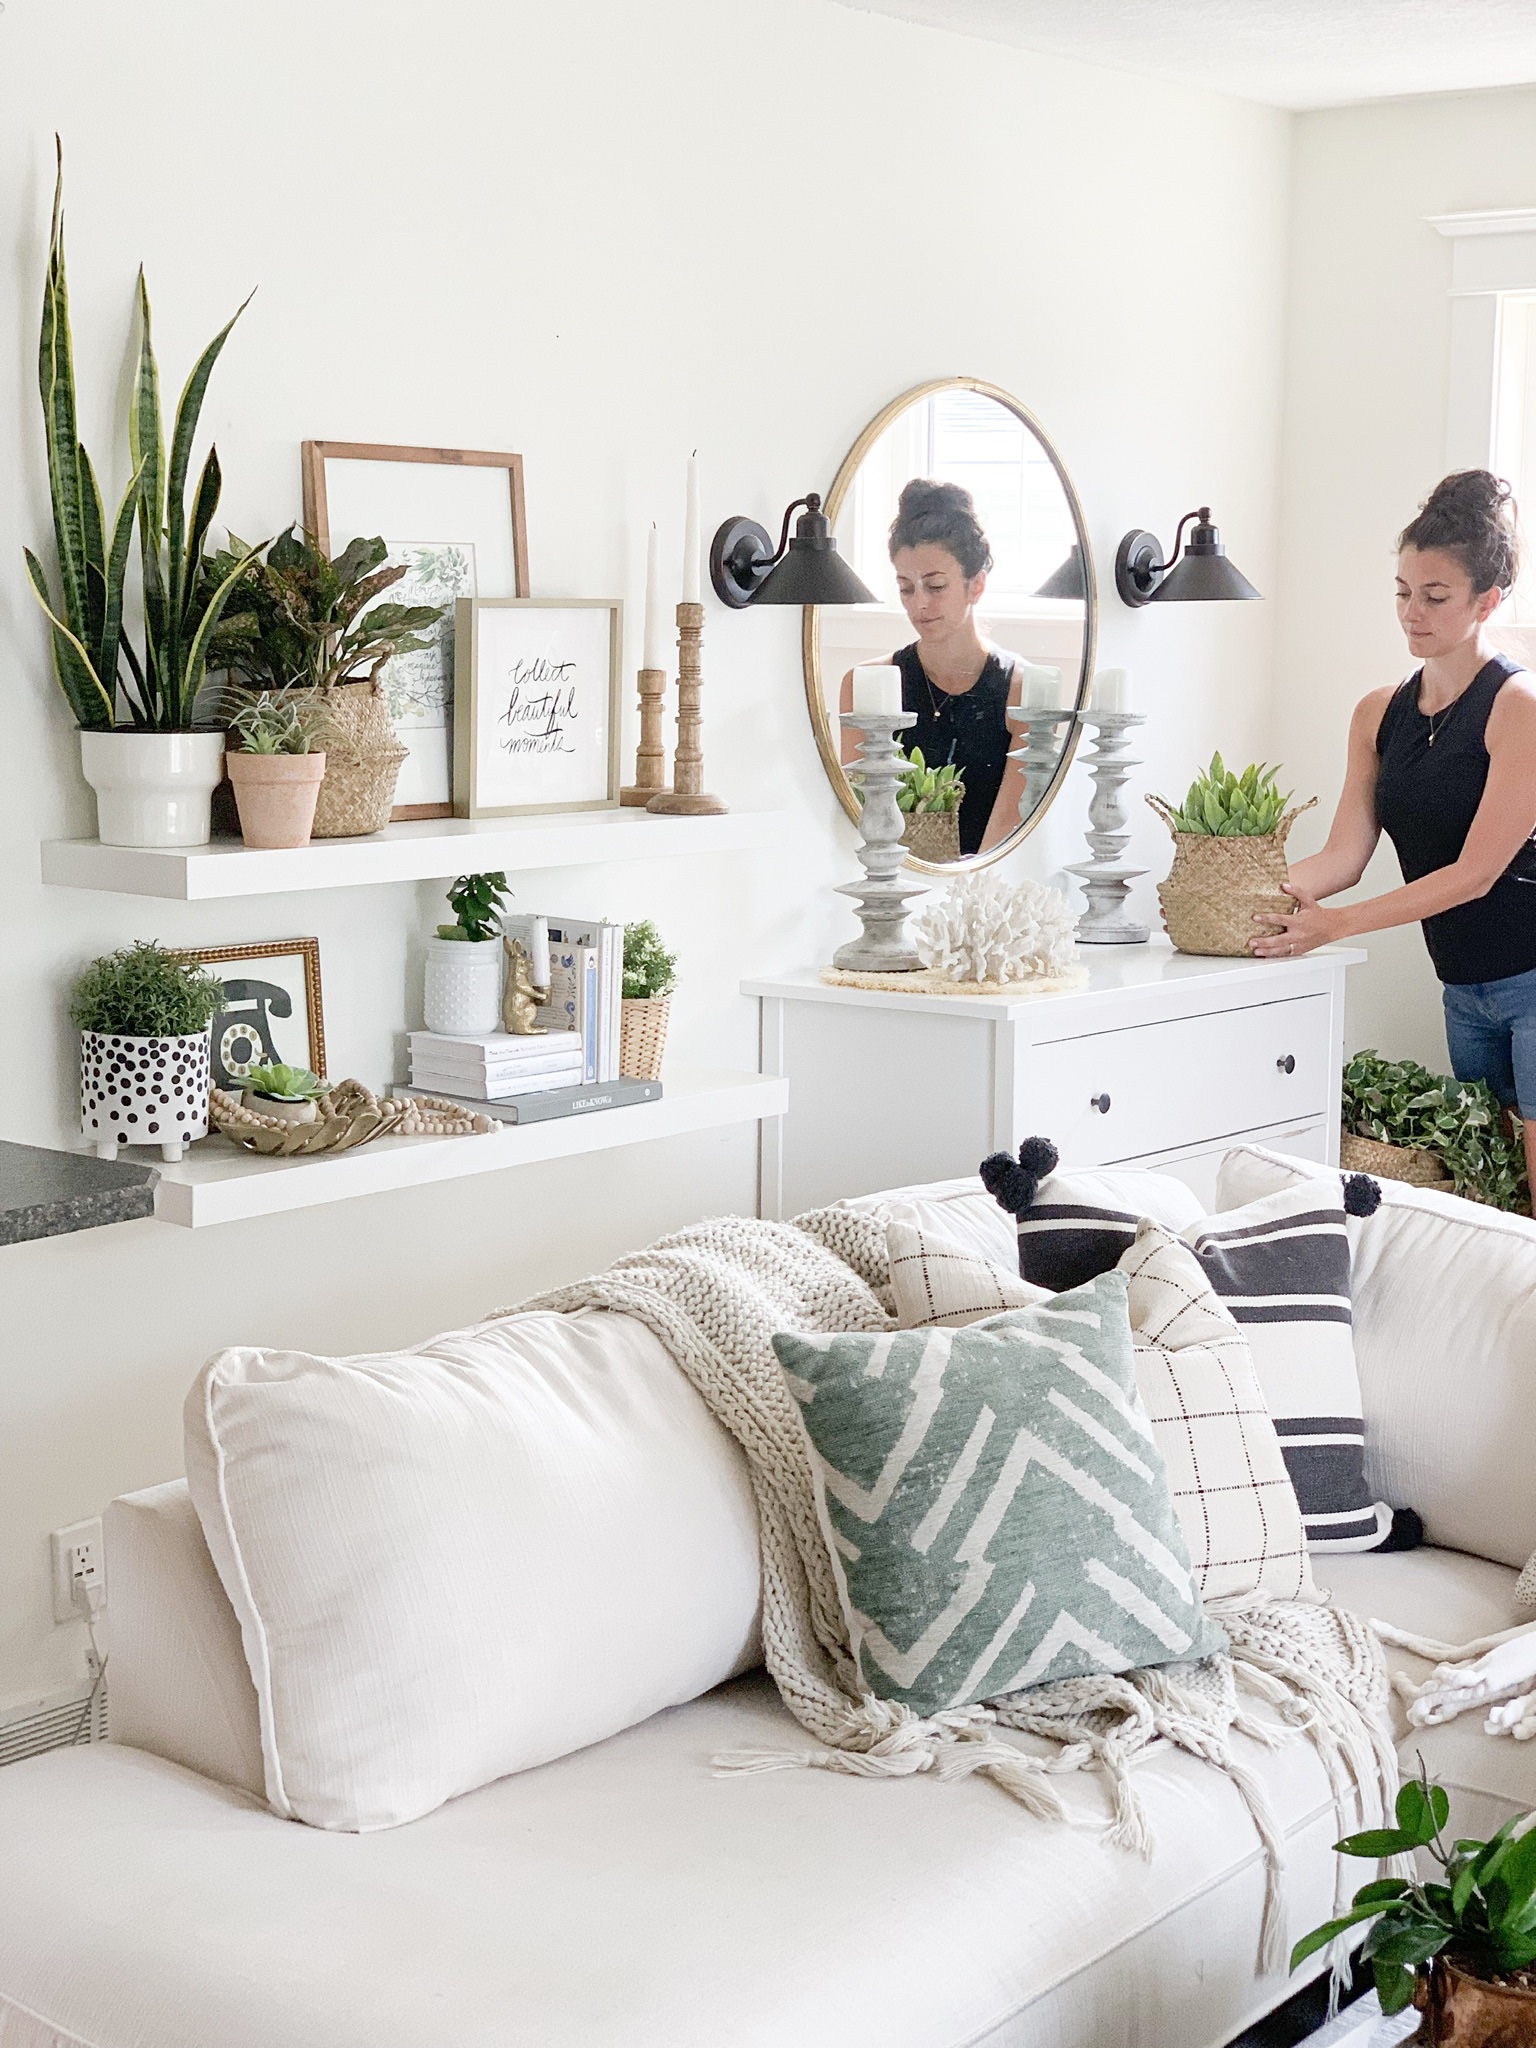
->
<box><xmin>1415</xmin><ymin>1956</ymin><xmax>1536</xmax><ymax>2045</ymax></box>
<box><xmin>226</xmin><ymin>750</ymin><xmax>328</xmax><ymax>850</ymax></box>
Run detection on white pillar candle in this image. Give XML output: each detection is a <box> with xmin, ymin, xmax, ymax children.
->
<box><xmin>642</xmin><ymin>523</ymin><xmax>666</xmax><ymax>671</ymax></box>
<box><xmin>850</xmin><ymin>664</ymin><xmax>904</xmax><ymax>715</ymax></box>
<box><xmin>681</xmin><ymin>453</ymin><xmax>701</xmax><ymax>605</ymax></box>
<box><xmin>1091</xmin><ymin>667</ymin><xmax>1134</xmax><ymax>713</ymax></box>
<box><xmin>1018</xmin><ymin>662</ymin><xmax>1066</xmax><ymax>710</ymax></box>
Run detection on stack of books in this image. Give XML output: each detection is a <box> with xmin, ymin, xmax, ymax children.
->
<box><xmin>535</xmin><ymin>917</ymin><xmax>624</xmax><ymax>1083</ymax></box>
<box><xmin>408</xmin><ymin>1030</ymin><xmax>584</xmax><ymax>1101</ymax></box>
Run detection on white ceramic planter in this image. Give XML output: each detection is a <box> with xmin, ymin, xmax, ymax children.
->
<box><xmin>243</xmin><ymin>1093</ymin><xmax>318</xmax><ymax>1126</ymax></box>
<box><xmin>79</xmin><ymin>730</ymin><xmax>227</xmax><ymax>848</ymax></box>
<box><xmin>423</xmin><ymin>936</ymin><xmax>503</xmax><ymax>1037</ymax></box>
<box><xmin>81</xmin><ymin>1029</ymin><xmax>211</xmax><ymax>1162</ymax></box>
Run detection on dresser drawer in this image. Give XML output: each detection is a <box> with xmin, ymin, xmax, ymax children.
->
<box><xmin>1013</xmin><ymin>994</ymin><xmax>1332</xmax><ymax>1167</ymax></box>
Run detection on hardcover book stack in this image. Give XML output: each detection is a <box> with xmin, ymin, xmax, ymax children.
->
<box><xmin>408</xmin><ymin>1031</ymin><xmax>584</xmax><ymax>1100</ymax></box>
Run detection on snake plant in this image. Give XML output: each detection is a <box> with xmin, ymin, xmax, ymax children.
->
<box><xmin>24</xmin><ymin>143</ymin><xmax>259</xmax><ymax>731</ymax></box>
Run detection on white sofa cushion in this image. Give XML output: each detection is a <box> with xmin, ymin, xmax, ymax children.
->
<box><xmin>183</xmin><ymin>1306</ymin><xmax>761</xmax><ymax>1831</ymax></box>
<box><xmin>1217</xmin><ymin>1147</ymin><xmax>1536</xmax><ymax>1573</ymax></box>
<box><xmin>844</xmin><ymin>1173</ymin><xmax>1025</xmax><ymax>1271</ymax></box>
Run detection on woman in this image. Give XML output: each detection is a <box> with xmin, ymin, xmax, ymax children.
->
<box><xmin>840</xmin><ymin>478</ymin><xmax>1026</xmax><ymax>857</ymax></box>
<box><xmin>1252</xmin><ymin>470</ymin><xmax>1536</xmax><ymax>1190</ymax></box>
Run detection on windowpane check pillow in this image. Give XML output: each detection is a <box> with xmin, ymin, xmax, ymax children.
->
<box><xmin>1180</xmin><ymin>1183</ymin><xmax>1401</xmax><ymax>1553</ymax></box>
<box><xmin>772</xmin><ymin>1272</ymin><xmax>1226</xmax><ymax>1716</ymax></box>
<box><xmin>887</xmin><ymin>1217</ymin><xmax>1048</xmax><ymax>1328</ymax></box>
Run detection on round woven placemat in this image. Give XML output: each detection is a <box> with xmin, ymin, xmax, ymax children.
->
<box><xmin>820</xmin><ymin>965</ymin><xmax>1089</xmax><ymax>997</ymax></box>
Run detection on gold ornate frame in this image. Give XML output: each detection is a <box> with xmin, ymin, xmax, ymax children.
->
<box><xmin>802</xmin><ymin>376</ymin><xmax>1097</xmax><ymax>874</ymax></box>
<box><xmin>180</xmin><ymin>938</ymin><xmax>326</xmax><ymax>1081</ymax></box>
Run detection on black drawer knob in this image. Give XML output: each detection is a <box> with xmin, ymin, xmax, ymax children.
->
<box><xmin>1276</xmin><ymin>1054</ymin><xmax>1296</xmax><ymax>1075</ymax></box>
<box><xmin>1090</xmin><ymin>1092</ymin><xmax>1112</xmax><ymax>1114</ymax></box>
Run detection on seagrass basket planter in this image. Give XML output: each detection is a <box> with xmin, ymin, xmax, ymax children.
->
<box><xmin>1147</xmin><ymin>794</ymin><xmax>1317</xmax><ymax>957</ymax></box>
<box><xmin>902</xmin><ymin>810</ymin><xmax>961</xmax><ymax>865</ymax></box>
<box><xmin>1339</xmin><ymin>1130</ymin><xmax>1455</xmax><ymax>1192</ymax></box>
<box><xmin>302</xmin><ymin>680</ymin><xmax>408</xmax><ymax>839</ymax></box>
<box><xmin>619</xmin><ymin>996</ymin><xmax>670</xmax><ymax>1081</ymax></box>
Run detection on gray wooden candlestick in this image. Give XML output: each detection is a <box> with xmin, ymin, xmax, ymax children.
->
<box><xmin>1064</xmin><ymin>710</ymin><xmax>1150</xmax><ymax>944</ymax></box>
<box><xmin>833</xmin><ymin>711</ymin><xmax>925</xmax><ymax>972</ymax></box>
<box><xmin>1007</xmin><ymin>704</ymin><xmax>1078</xmax><ymax>822</ymax></box>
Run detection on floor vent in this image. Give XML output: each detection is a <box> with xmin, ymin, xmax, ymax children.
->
<box><xmin>0</xmin><ymin>1682</ymin><xmax>108</xmax><ymax>1767</ymax></box>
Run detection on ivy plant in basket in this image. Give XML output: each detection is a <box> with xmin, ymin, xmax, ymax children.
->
<box><xmin>1291</xmin><ymin>1764</ymin><xmax>1536</xmax><ymax>2043</ymax></box>
<box><xmin>1146</xmin><ymin>754</ymin><xmax>1316</xmax><ymax>958</ymax></box>
<box><xmin>620</xmin><ymin>920</ymin><xmax>678</xmax><ymax>1082</ymax></box>
<box><xmin>72</xmin><ymin>943</ymin><xmax>225</xmax><ymax>1163</ymax></box>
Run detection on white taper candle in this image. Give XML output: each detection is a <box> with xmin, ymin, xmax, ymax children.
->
<box><xmin>682</xmin><ymin>454</ymin><xmax>701</xmax><ymax>605</ymax></box>
<box><xmin>642</xmin><ymin>523</ymin><xmax>665</xmax><ymax>671</ymax></box>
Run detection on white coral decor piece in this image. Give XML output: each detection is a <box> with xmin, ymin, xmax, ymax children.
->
<box><xmin>913</xmin><ymin>873</ymin><xmax>1077</xmax><ymax>984</ymax></box>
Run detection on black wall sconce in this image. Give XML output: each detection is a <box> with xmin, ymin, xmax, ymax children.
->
<box><xmin>1033</xmin><ymin>542</ymin><xmax>1087</xmax><ymax>600</ymax></box>
<box><xmin>710</xmin><ymin>494</ymin><xmax>876</xmax><ymax>609</ymax></box>
<box><xmin>1115</xmin><ymin>507</ymin><xmax>1261</xmax><ymax>607</ymax></box>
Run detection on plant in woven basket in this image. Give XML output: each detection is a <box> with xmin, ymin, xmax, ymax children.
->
<box><xmin>1148</xmin><ymin>755</ymin><xmax>1316</xmax><ymax>958</ymax></box>
<box><xmin>1342</xmin><ymin>1050</ymin><xmax>1528</xmax><ymax>1212</ymax></box>
<box><xmin>1166</xmin><ymin>754</ymin><xmax>1291</xmax><ymax>836</ymax></box>
<box><xmin>70</xmin><ymin>942</ymin><xmax>224</xmax><ymax>1038</ymax></box>
<box><xmin>438</xmin><ymin>871</ymin><xmax>511</xmax><ymax>943</ymax></box>
<box><xmin>1291</xmin><ymin>1763</ymin><xmax>1536</xmax><ymax>2020</ymax></box>
<box><xmin>622</xmin><ymin>919</ymin><xmax>678</xmax><ymax>1000</ymax></box>
<box><xmin>244</xmin><ymin>1062</ymin><xmax>324</xmax><ymax>1102</ymax></box>
<box><xmin>853</xmin><ymin>746</ymin><xmax>965</xmax><ymax>815</ymax></box>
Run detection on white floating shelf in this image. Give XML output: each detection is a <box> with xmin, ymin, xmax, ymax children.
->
<box><xmin>42</xmin><ymin>808</ymin><xmax>786</xmax><ymax>902</ymax></box>
<box><xmin>149</xmin><ymin>1066</ymin><xmax>788</xmax><ymax>1228</ymax></box>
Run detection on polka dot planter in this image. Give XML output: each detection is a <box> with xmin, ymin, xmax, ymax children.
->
<box><xmin>80</xmin><ymin>1029</ymin><xmax>211</xmax><ymax>1163</ymax></box>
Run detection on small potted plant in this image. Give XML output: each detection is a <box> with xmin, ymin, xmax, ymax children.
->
<box><xmin>620</xmin><ymin>919</ymin><xmax>677</xmax><ymax>1080</ymax></box>
<box><xmin>1340</xmin><ymin>1050</ymin><xmax>1529</xmax><ymax>1211</ymax></box>
<box><xmin>854</xmin><ymin>748</ymin><xmax>966</xmax><ymax>866</ymax></box>
<box><xmin>1147</xmin><ymin>754</ymin><xmax>1317</xmax><ymax>956</ymax></box>
<box><xmin>1292</xmin><ymin>1765</ymin><xmax>1536</xmax><ymax>2042</ymax></box>
<box><xmin>203</xmin><ymin>526</ymin><xmax>445</xmax><ymax>838</ymax></box>
<box><xmin>72</xmin><ymin>942</ymin><xmax>224</xmax><ymax>1161</ymax></box>
<box><xmin>224</xmin><ymin>694</ymin><xmax>327</xmax><ymax>849</ymax></box>
<box><xmin>424</xmin><ymin>871</ymin><xmax>511</xmax><ymax>1037</ymax></box>
<box><xmin>240</xmin><ymin>1062</ymin><xmax>327</xmax><ymax>1126</ymax></box>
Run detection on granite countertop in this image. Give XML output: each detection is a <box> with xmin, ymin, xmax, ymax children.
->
<box><xmin>0</xmin><ymin>1140</ymin><xmax>157</xmax><ymax>1246</ymax></box>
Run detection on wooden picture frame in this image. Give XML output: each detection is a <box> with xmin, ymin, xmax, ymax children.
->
<box><xmin>453</xmin><ymin>598</ymin><xmax>622</xmax><ymax>820</ymax></box>
<box><xmin>300</xmin><ymin>442</ymin><xmax>530</xmax><ymax>823</ymax></box>
<box><xmin>181</xmin><ymin>939</ymin><xmax>327</xmax><ymax>1091</ymax></box>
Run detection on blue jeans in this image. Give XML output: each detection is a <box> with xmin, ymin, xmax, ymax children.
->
<box><xmin>1442</xmin><ymin>967</ymin><xmax>1536</xmax><ymax>1116</ymax></box>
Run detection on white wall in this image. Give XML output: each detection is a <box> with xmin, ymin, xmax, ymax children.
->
<box><xmin>0</xmin><ymin>0</ymin><xmax>1289</xmax><ymax>1709</ymax></box>
<box><xmin>1274</xmin><ymin>86</ymin><xmax>1536</xmax><ymax>1067</ymax></box>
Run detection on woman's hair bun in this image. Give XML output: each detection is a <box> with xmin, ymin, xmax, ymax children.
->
<box><xmin>1399</xmin><ymin>468</ymin><xmax>1521</xmax><ymax>594</ymax></box>
<box><xmin>889</xmin><ymin>477</ymin><xmax>993</xmax><ymax>581</ymax></box>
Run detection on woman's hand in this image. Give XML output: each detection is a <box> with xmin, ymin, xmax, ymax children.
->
<box><xmin>1249</xmin><ymin>882</ymin><xmax>1345</xmax><ymax>958</ymax></box>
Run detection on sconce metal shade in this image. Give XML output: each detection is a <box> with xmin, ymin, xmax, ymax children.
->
<box><xmin>710</xmin><ymin>494</ymin><xmax>876</xmax><ymax>609</ymax></box>
<box><xmin>1115</xmin><ymin>508</ymin><xmax>1262</xmax><ymax>607</ymax></box>
<box><xmin>1033</xmin><ymin>543</ymin><xmax>1087</xmax><ymax>600</ymax></box>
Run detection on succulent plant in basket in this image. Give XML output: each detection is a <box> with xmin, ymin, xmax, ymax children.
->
<box><xmin>620</xmin><ymin>919</ymin><xmax>678</xmax><ymax>1082</ymax></box>
<box><xmin>854</xmin><ymin>747</ymin><xmax>966</xmax><ymax>865</ymax></box>
<box><xmin>71</xmin><ymin>942</ymin><xmax>224</xmax><ymax>1161</ymax></box>
<box><xmin>1291</xmin><ymin>1764</ymin><xmax>1536</xmax><ymax>2039</ymax></box>
<box><xmin>1147</xmin><ymin>754</ymin><xmax>1317</xmax><ymax>957</ymax></box>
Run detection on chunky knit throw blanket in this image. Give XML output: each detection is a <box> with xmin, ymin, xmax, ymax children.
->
<box><xmin>496</xmin><ymin>1205</ymin><xmax>1398</xmax><ymax>1974</ymax></box>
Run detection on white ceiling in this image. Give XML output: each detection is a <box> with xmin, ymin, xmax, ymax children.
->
<box><xmin>829</xmin><ymin>0</ymin><xmax>1536</xmax><ymax>110</ymax></box>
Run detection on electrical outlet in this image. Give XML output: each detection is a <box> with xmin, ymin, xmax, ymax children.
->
<box><xmin>50</xmin><ymin>1519</ymin><xmax>105</xmax><ymax>1624</ymax></box>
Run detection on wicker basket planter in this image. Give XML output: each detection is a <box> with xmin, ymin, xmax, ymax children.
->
<box><xmin>902</xmin><ymin>810</ymin><xmax>961</xmax><ymax>865</ymax></box>
<box><xmin>1147</xmin><ymin>795</ymin><xmax>1317</xmax><ymax>957</ymax></box>
<box><xmin>1340</xmin><ymin>1130</ymin><xmax>1455</xmax><ymax>1191</ymax></box>
<box><xmin>302</xmin><ymin>680</ymin><xmax>408</xmax><ymax>839</ymax></box>
<box><xmin>620</xmin><ymin>995</ymin><xmax>670</xmax><ymax>1080</ymax></box>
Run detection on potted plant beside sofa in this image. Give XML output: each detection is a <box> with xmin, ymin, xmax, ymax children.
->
<box><xmin>424</xmin><ymin>871</ymin><xmax>512</xmax><ymax>1037</ymax></box>
<box><xmin>620</xmin><ymin>919</ymin><xmax>677</xmax><ymax>1080</ymax></box>
<box><xmin>224</xmin><ymin>694</ymin><xmax>327</xmax><ymax>850</ymax></box>
<box><xmin>24</xmin><ymin>150</ymin><xmax>260</xmax><ymax>848</ymax></box>
<box><xmin>1292</xmin><ymin>1767</ymin><xmax>1536</xmax><ymax>2043</ymax></box>
<box><xmin>72</xmin><ymin>942</ymin><xmax>224</xmax><ymax>1161</ymax></box>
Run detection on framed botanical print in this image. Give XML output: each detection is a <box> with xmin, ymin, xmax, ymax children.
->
<box><xmin>453</xmin><ymin>598</ymin><xmax>622</xmax><ymax>819</ymax></box>
<box><xmin>181</xmin><ymin>939</ymin><xmax>327</xmax><ymax>1092</ymax></box>
<box><xmin>300</xmin><ymin>442</ymin><xmax>530</xmax><ymax>821</ymax></box>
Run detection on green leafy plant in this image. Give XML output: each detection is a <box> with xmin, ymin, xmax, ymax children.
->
<box><xmin>853</xmin><ymin>747</ymin><xmax>966</xmax><ymax>815</ymax></box>
<box><xmin>24</xmin><ymin>144</ymin><xmax>260</xmax><ymax>732</ymax></box>
<box><xmin>622</xmin><ymin>919</ymin><xmax>678</xmax><ymax>1001</ymax></box>
<box><xmin>1167</xmin><ymin>754</ymin><xmax>1291</xmax><ymax>836</ymax></box>
<box><xmin>1343</xmin><ymin>1049</ymin><xmax>1529</xmax><ymax>1212</ymax></box>
<box><xmin>228</xmin><ymin>693</ymin><xmax>315</xmax><ymax>755</ymax></box>
<box><xmin>437</xmin><ymin>871</ymin><xmax>510</xmax><ymax>943</ymax></box>
<box><xmin>203</xmin><ymin>527</ymin><xmax>445</xmax><ymax>697</ymax></box>
<box><xmin>243</xmin><ymin>1062</ymin><xmax>324</xmax><ymax>1101</ymax></box>
<box><xmin>69</xmin><ymin>942</ymin><xmax>224</xmax><ymax>1039</ymax></box>
<box><xmin>1292</xmin><ymin>1766</ymin><xmax>1536</xmax><ymax>2014</ymax></box>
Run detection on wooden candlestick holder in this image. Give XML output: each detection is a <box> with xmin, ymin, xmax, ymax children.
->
<box><xmin>647</xmin><ymin>602</ymin><xmax>726</xmax><ymax>816</ymax></box>
<box><xmin>620</xmin><ymin>666</ymin><xmax>668</xmax><ymax>806</ymax></box>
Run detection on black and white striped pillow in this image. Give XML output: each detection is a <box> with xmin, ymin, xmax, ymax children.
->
<box><xmin>1181</xmin><ymin>1181</ymin><xmax>1418</xmax><ymax>1554</ymax></box>
<box><xmin>979</xmin><ymin>1139</ymin><xmax>1205</xmax><ymax>1292</ymax></box>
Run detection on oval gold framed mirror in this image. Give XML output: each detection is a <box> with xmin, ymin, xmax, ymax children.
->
<box><xmin>803</xmin><ymin>377</ymin><xmax>1096</xmax><ymax>873</ymax></box>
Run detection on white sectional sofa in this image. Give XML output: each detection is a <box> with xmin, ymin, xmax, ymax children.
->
<box><xmin>0</xmin><ymin>1160</ymin><xmax>1531</xmax><ymax>2048</ymax></box>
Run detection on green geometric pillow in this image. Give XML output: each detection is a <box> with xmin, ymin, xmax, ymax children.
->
<box><xmin>773</xmin><ymin>1272</ymin><xmax>1226</xmax><ymax>1716</ymax></box>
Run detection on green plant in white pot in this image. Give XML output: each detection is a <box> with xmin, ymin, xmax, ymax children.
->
<box><xmin>241</xmin><ymin>1062</ymin><xmax>327</xmax><ymax>1127</ymax></box>
<box><xmin>24</xmin><ymin>145</ymin><xmax>259</xmax><ymax>849</ymax></box>
<box><xmin>424</xmin><ymin>872</ymin><xmax>511</xmax><ymax>1037</ymax></box>
<box><xmin>72</xmin><ymin>942</ymin><xmax>224</xmax><ymax>1161</ymax></box>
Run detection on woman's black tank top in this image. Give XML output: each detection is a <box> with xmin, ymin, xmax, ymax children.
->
<box><xmin>892</xmin><ymin>643</ymin><xmax>1014</xmax><ymax>858</ymax></box>
<box><xmin>1374</xmin><ymin>651</ymin><xmax>1536</xmax><ymax>985</ymax></box>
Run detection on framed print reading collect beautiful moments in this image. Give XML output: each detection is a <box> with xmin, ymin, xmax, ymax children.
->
<box><xmin>453</xmin><ymin>598</ymin><xmax>622</xmax><ymax>819</ymax></box>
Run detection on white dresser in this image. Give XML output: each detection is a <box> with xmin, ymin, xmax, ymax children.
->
<box><xmin>745</xmin><ymin>942</ymin><xmax>1365</xmax><ymax>1218</ymax></box>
